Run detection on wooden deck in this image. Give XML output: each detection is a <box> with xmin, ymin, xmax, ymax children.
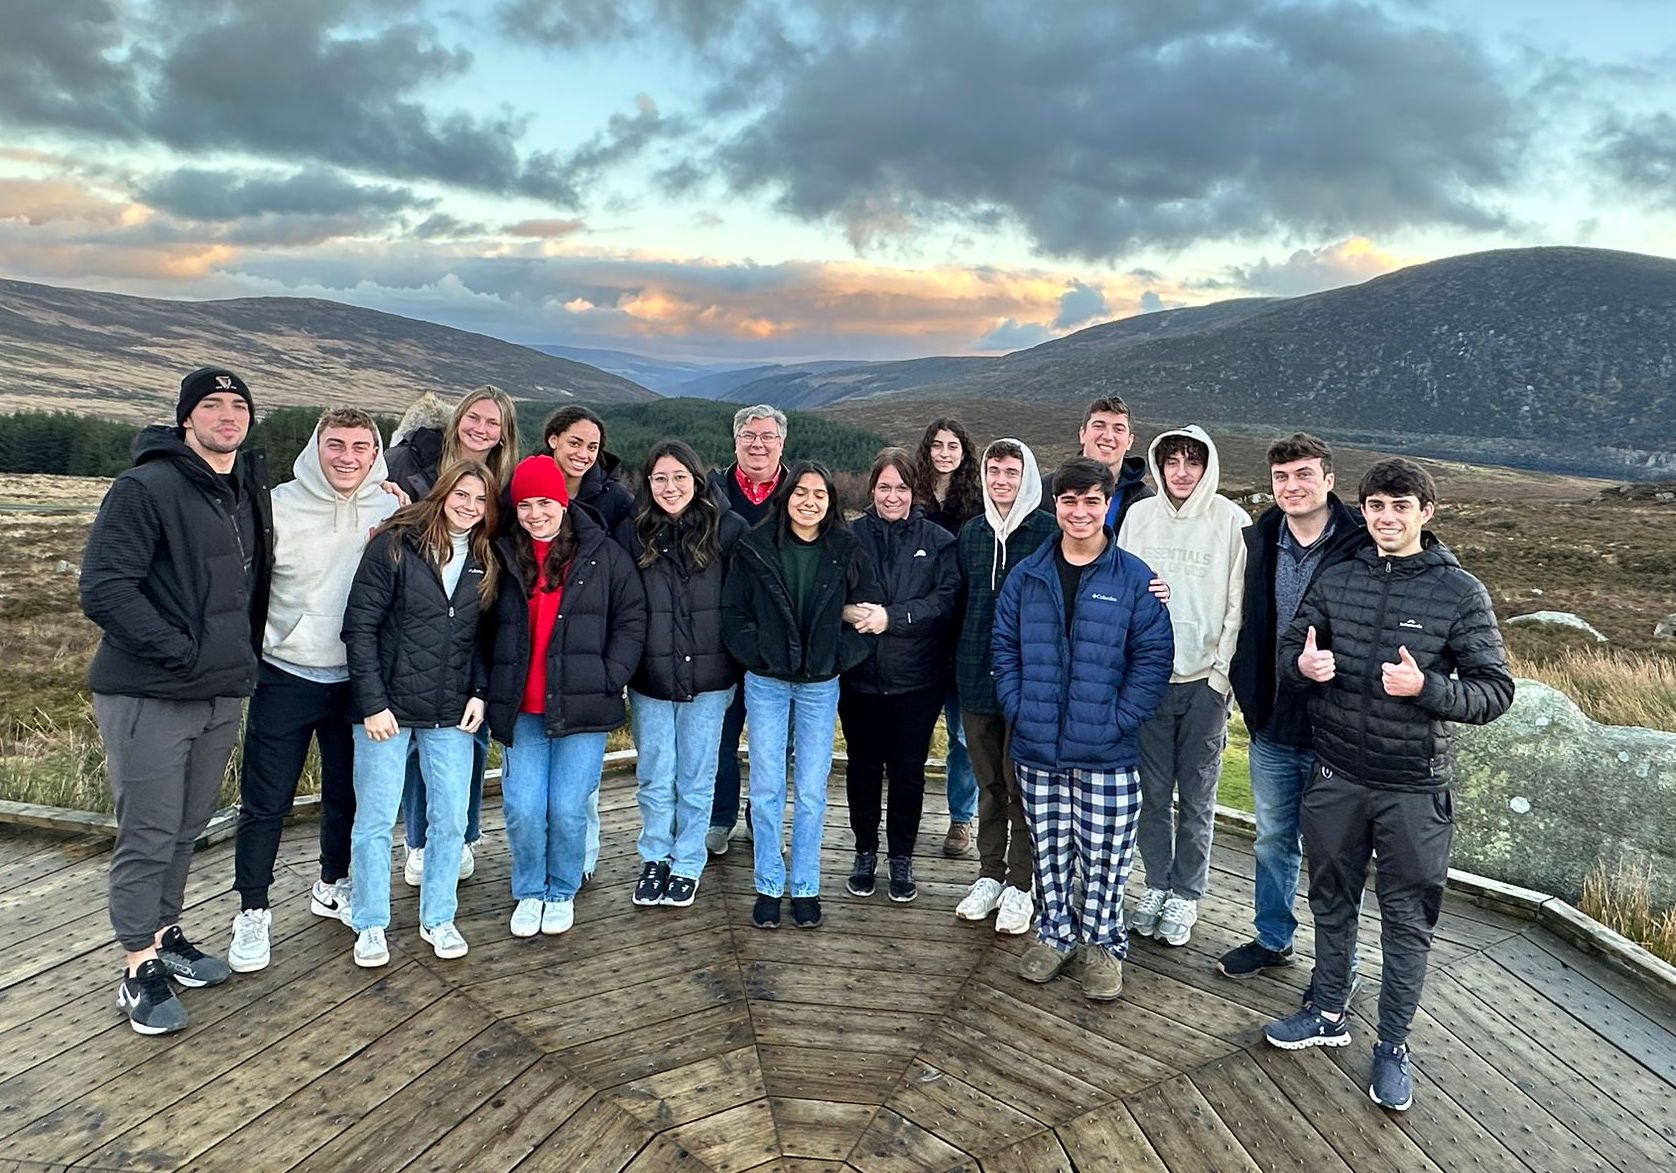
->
<box><xmin>0</xmin><ymin>766</ymin><xmax>1671</xmax><ymax>1172</ymax></box>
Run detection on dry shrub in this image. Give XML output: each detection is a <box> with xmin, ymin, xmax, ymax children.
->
<box><xmin>1580</xmin><ymin>859</ymin><xmax>1676</xmax><ymax>965</ymax></box>
<box><xmin>1508</xmin><ymin>645</ymin><xmax>1676</xmax><ymax>732</ymax></box>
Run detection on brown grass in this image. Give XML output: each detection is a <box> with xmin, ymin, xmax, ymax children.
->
<box><xmin>1508</xmin><ymin>644</ymin><xmax>1676</xmax><ymax>732</ymax></box>
<box><xmin>1580</xmin><ymin>859</ymin><xmax>1676</xmax><ymax>965</ymax></box>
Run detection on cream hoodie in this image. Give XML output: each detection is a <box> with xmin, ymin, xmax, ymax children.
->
<box><xmin>262</xmin><ymin>422</ymin><xmax>400</xmax><ymax>674</ymax></box>
<box><xmin>980</xmin><ymin>437</ymin><xmax>1045</xmax><ymax>591</ymax></box>
<box><xmin>1116</xmin><ymin>425</ymin><xmax>1250</xmax><ymax>693</ymax></box>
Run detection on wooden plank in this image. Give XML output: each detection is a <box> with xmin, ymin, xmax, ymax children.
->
<box><xmin>849</xmin><ymin>1106</ymin><xmax>978</xmax><ymax>1172</ymax></box>
<box><xmin>742</xmin><ymin>961</ymin><xmax>963</xmax><ymax>1015</ymax></box>
<box><xmin>884</xmin><ymin>1060</ymin><xmax>1043</xmax><ymax>1159</ymax></box>
<box><xmin>1537</xmin><ymin>901</ymin><xmax>1676</xmax><ymax>1001</ymax></box>
<box><xmin>916</xmin><ymin>1019</ymin><xmax>1111</xmax><ymax>1126</ymax></box>
<box><xmin>1519</xmin><ymin>927</ymin><xmax>1676</xmax><ymax>1028</ymax></box>
<box><xmin>732</xmin><ymin>928</ymin><xmax>982</xmax><ymax>976</ymax></box>
<box><xmin>1053</xmin><ymin>1102</ymin><xmax>1168</xmax><ymax>1172</ymax></box>
<box><xmin>1189</xmin><ymin>1052</ymin><xmax>1353</xmax><ymax>1173</ymax></box>
<box><xmin>608</xmin><ymin>1047</ymin><xmax>766</xmax><ymax>1130</ymax></box>
<box><xmin>771</xmin><ymin>1097</ymin><xmax>878</xmax><ymax>1162</ymax></box>
<box><xmin>511</xmin><ymin>962</ymin><xmax>742</xmax><ymax>1051</ymax></box>
<box><xmin>400</xmin><ymin>1057</ymin><xmax>594</xmax><ymax>1173</ymax></box>
<box><xmin>1250</xmin><ymin>1046</ymin><xmax>1446</xmax><ymax>1173</ymax></box>
<box><xmin>505</xmin><ymin>1093</ymin><xmax>656</xmax><ymax>1173</ymax></box>
<box><xmin>661</xmin><ymin>1099</ymin><xmax>780</xmax><ymax>1173</ymax></box>
<box><xmin>617</xmin><ymin>1136</ymin><xmax>723</xmax><ymax>1171</ymax></box>
<box><xmin>558</xmin><ymin>1002</ymin><xmax>756</xmax><ymax>1088</ymax></box>
<box><xmin>1123</xmin><ymin>1075</ymin><xmax>1261</xmax><ymax>1173</ymax></box>
<box><xmin>979</xmin><ymin>1130</ymin><xmax>1074</xmax><ymax>1173</ymax></box>
<box><xmin>756</xmin><ymin>1044</ymin><xmax>903</xmax><ymax>1105</ymax></box>
<box><xmin>750</xmin><ymin>1003</ymin><xmax>933</xmax><ymax>1055</ymax></box>
<box><xmin>462</xmin><ymin>925</ymin><xmax>735</xmax><ymax>1017</ymax></box>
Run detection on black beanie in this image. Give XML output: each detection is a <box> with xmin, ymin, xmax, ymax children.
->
<box><xmin>176</xmin><ymin>366</ymin><xmax>255</xmax><ymax>425</ymax></box>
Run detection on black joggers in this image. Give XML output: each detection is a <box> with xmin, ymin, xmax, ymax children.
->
<box><xmin>838</xmin><ymin>686</ymin><xmax>944</xmax><ymax>859</ymax></box>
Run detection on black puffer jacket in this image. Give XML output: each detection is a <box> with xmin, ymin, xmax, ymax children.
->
<box><xmin>486</xmin><ymin>509</ymin><xmax>648</xmax><ymax>742</ymax></box>
<box><xmin>383</xmin><ymin>426</ymin><xmax>444</xmax><ymax>502</ymax></box>
<box><xmin>81</xmin><ymin>427</ymin><xmax>272</xmax><ymax>700</ymax></box>
<box><xmin>571</xmin><ymin>452</ymin><xmax>635</xmax><ymax>536</ymax></box>
<box><xmin>721</xmin><ymin>522</ymin><xmax>881</xmax><ymax>684</ymax></box>
<box><xmin>707</xmin><ymin>463</ymin><xmax>783</xmax><ymax>529</ymax></box>
<box><xmin>341</xmin><ymin>529</ymin><xmax>489</xmax><ymax>726</ymax></box>
<box><xmin>843</xmin><ymin>509</ymin><xmax>961</xmax><ymax>696</ymax></box>
<box><xmin>1278</xmin><ymin>537</ymin><xmax>1514</xmax><ymax>789</ymax></box>
<box><xmin>613</xmin><ymin>508</ymin><xmax>748</xmax><ymax>701</ymax></box>
<box><xmin>1229</xmin><ymin>495</ymin><xmax>1369</xmax><ymax>746</ymax></box>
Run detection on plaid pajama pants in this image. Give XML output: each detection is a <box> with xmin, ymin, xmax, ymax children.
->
<box><xmin>1015</xmin><ymin>764</ymin><xmax>1142</xmax><ymax>960</ymax></box>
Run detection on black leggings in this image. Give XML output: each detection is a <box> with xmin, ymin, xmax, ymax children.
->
<box><xmin>838</xmin><ymin>686</ymin><xmax>944</xmax><ymax>858</ymax></box>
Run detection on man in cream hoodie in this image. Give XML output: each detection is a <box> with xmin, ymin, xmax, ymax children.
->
<box><xmin>228</xmin><ymin>408</ymin><xmax>400</xmax><ymax>972</ymax></box>
<box><xmin>1117</xmin><ymin>425</ymin><xmax>1250</xmax><ymax>946</ymax></box>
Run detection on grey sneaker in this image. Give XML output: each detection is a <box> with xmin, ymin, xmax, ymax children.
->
<box><xmin>1264</xmin><ymin>1006</ymin><xmax>1352</xmax><ymax>1050</ymax></box>
<box><xmin>1131</xmin><ymin>887</ymin><xmax>1167</xmax><ymax>937</ymax></box>
<box><xmin>117</xmin><ymin>959</ymin><xmax>189</xmax><ymax>1036</ymax></box>
<box><xmin>157</xmin><ymin>926</ymin><xmax>230</xmax><ymax>988</ymax></box>
<box><xmin>847</xmin><ymin>852</ymin><xmax>877</xmax><ymax>897</ymax></box>
<box><xmin>1156</xmin><ymin>896</ymin><xmax>1197</xmax><ymax>947</ymax></box>
<box><xmin>887</xmin><ymin>856</ymin><xmax>918</xmax><ymax>903</ymax></box>
<box><xmin>1370</xmin><ymin>1041</ymin><xmax>1414</xmax><ymax>1111</ymax></box>
<box><xmin>705</xmin><ymin>826</ymin><xmax>730</xmax><ymax>856</ymax></box>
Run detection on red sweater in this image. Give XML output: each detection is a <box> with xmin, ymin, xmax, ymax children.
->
<box><xmin>520</xmin><ymin>539</ymin><xmax>566</xmax><ymax>714</ymax></box>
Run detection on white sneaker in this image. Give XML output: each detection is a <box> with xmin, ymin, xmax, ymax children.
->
<box><xmin>1131</xmin><ymin>887</ymin><xmax>1168</xmax><ymax>937</ymax></box>
<box><xmin>509</xmin><ymin>898</ymin><xmax>543</xmax><ymax>938</ymax></box>
<box><xmin>955</xmin><ymin>877</ymin><xmax>1004</xmax><ymax>921</ymax></box>
<box><xmin>1157</xmin><ymin>896</ymin><xmax>1199</xmax><ymax>946</ymax></box>
<box><xmin>994</xmin><ymin>885</ymin><xmax>1034</xmax><ymax>935</ymax></box>
<box><xmin>403</xmin><ymin>846</ymin><xmax>424</xmax><ymax>888</ymax></box>
<box><xmin>541</xmin><ymin>899</ymin><xmax>574</xmax><ymax>936</ymax></box>
<box><xmin>227</xmin><ymin>908</ymin><xmax>271</xmax><ymax>973</ymax></box>
<box><xmin>309</xmin><ymin>878</ymin><xmax>353</xmax><ymax>926</ymax></box>
<box><xmin>458</xmin><ymin>842</ymin><xmax>476</xmax><ymax>880</ymax></box>
<box><xmin>420</xmin><ymin>921</ymin><xmax>469</xmax><ymax>960</ymax></box>
<box><xmin>354</xmin><ymin>927</ymin><xmax>389</xmax><ymax>968</ymax></box>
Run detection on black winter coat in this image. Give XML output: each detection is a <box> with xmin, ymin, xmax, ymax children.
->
<box><xmin>721</xmin><ymin>522</ymin><xmax>881</xmax><ymax>684</ymax></box>
<box><xmin>707</xmin><ymin>463</ymin><xmax>783</xmax><ymax>529</ymax></box>
<box><xmin>571</xmin><ymin>452</ymin><xmax>635</xmax><ymax>536</ymax></box>
<box><xmin>843</xmin><ymin>509</ymin><xmax>961</xmax><ymax>696</ymax></box>
<box><xmin>1278</xmin><ymin>538</ymin><xmax>1514</xmax><ymax>789</ymax></box>
<box><xmin>341</xmin><ymin>529</ymin><xmax>490</xmax><ymax>726</ymax></box>
<box><xmin>383</xmin><ymin>427</ymin><xmax>444</xmax><ymax>502</ymax></box>
<box><xmin>1228</xmin><ymin>495</ymin><xmax>1369</xmax><ymax>746</ymax></box>
<box><xmin>486</xmin><ymin>510</ymin><xmax>648</xmax><ymax>742</ymax></box>
<box><xmin>613</xmin><ymin>508</ymin><xmax>748</xmax><ymax>701</ymax></box>
<box><xmin>81</xmin><ymin>427</ymin><xmax>273</xmax><ymax>700</ymax></box>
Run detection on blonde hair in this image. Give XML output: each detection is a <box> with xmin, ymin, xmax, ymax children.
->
<box><xmin>441</xmin><ymin>386</ymin><xmax>520</xmax><ymax>489</ymax></box>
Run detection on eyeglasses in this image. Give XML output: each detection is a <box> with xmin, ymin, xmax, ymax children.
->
<box><xmin>649</xmin><ymin>473</ymin><xmax>693</xmax><ymax>488</ymax></box>
<box><xmin>738</xmin><ymin>432</ymin><xmax>782</xmax><ymax>446</ymax></box>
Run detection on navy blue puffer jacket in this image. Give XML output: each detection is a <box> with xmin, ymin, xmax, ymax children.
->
<box><xmin>993</xmin><ymin>534</ymin><xmax>1175</xmax><ymax>772</ymax></box>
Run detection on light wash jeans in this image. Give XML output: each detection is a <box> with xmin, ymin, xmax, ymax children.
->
<box><xmin>350</xmin><ymin>724</ymin><xmax>471</xmax><ymax>932</ymax></box>
<box><xmin>631</xmin><ymin>686</ymin><xmax>735</xmax><ymax>879</ymax></box>
<box><xmin>745</xmin><ymin>672</ymin><xmax>839</xmax><ymax>898</ymax></box>
<box><xmin>943</xmin><ymin>690</ymin><xmax>976</xmax><ymax>823</ymax></box>
<box><xmin>402</xmin><ymin>726</ymin><xmax>487</xmax><ymax>848</ymax></box>
<box><xmin>1249</xmin><ymin>734</ymin><xmax>1315</xmax><ymax>952</ymax></box>
<box><xmin>502</xmin><ymin>713</ymin><xmax>608</xmax><ymax>901</ymax></box>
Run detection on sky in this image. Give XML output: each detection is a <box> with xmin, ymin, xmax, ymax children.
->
<box><xmin>1</xmin><ymin>0</ymin><xmax>1673</xmax><ymax>365</ymax></box>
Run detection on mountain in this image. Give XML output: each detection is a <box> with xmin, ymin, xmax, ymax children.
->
<box><xmin>0</xmin><ymin>279</ymin><xmax>655</xmax><ymax>421</ymax></box>
<box><xmin>783</xmin><ymin>248</ymin><xmax>1676</xmax><ymax>477</ymax></box>
<box><xmin>713</xmin><ymin>357</ymin><xmax>986</xmax><ymax>408</ymax></box>
<box><xmin>523</xmin><ymin>344</ymin><xmax>745</xmax><ymax>395</ymax></box>
<box><xmin>683</xmin><ymin>359</ymin><xmax>877</xmax><ymax>402</ymax></box>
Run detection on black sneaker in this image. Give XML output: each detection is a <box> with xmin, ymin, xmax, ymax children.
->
<box><xmin>887</xmin><ymin>856</ymin><xmax>918</xmax><ymax>903</ymax></box>
<box><xmin>846</xmin><ymin>852</ymin><xmax>877</xmax><ymax>897</ymax></box>
<box><xmin>1217</xmin><ymin>939</ymin><xmax>1295</xmax><ymax>979</ymax></box>
<box><xmin>791</xmin><ymin>896</ymin><xmax>823</xmax><ymax>928</ymax></box>
<box><xmin>157</xmin><ymin>925</ymin><xmax>231</xmax><ymax>988</ymax></box>
<box><xmin>117</xmin><ymin>959</ymin><xmax>189</xmax><ymax>1036</ymax></box>
<box><xmin>661</xmin><ymin>874</ymin><xmax>699</xmax><ymax>908</ymax></box>
<box><xmin>633</xmin><ymin>861</ymin><xmax>670</xmax><ymax>907</ymax></box>
<box><xmin>1302</xmin><ymin>967</ymin><xmax>1364</xmax><ymax>1011</ymax></box>
<box><xmin>1264</xmin><ymin>1006</ymin><xmax>1352</xmax><ymax>1050</ymax></box>
<box><xmin>752</xmin><ymin>894</ymin><xmax>782</xmax><ymax>929</ymax></box>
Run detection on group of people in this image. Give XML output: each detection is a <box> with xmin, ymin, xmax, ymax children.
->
<box><xmin>80</xmin><ymin>368</ymin><xmax>1513</xmax><ymax>1115</ymax></box>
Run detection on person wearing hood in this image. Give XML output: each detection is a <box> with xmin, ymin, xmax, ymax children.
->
<box><xmin>1117</xmin><ymin>425</ymin><xmax>1251</xmax><ymax>949</ymax></box>
<box><xmin>951</xmin><ymin>438</ymin><xmax>1058</xmax><ymax>936</ymax></box>
<box><xmin>1265</xmin><ymin>458</ymin><xmax>1512</xmax><ymax>1114</ymax></box>
<box><xmin>80</xmin><ymin>366</ymin><xmax>272</xmax><ymax>1035</ymax></box>
<box><xmin>1041</xmin><ymin>396</ymin><xmax>1153</xmax><ymax>534</ymax></box>
<box><xmin>227</xmin><ymin>409</ymin><xmax>400</xmax><ymax>975</ymax></box>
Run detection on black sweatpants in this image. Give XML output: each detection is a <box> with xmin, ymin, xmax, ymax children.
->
<box><xmin>839</xmin><ymin>686</ymin><xmax>944</xmax><ymax>858</ymax></box>
<box><xmin>1301</xmin><ymin>762</ymin><xmax>1454</xmax><ymax>1045</ymax></box>
<box><xmin>233</xmin><ymin>662</ymin><xmax>356</xmax><ymax>909</ymax></box>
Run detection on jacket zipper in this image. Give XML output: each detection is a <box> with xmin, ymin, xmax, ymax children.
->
<box><xmin>1359</xmin><ymin>560</ymin><xmax>1395</xmax><ymax>763</ymax></box>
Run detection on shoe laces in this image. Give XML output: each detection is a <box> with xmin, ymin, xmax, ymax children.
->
<box><xmin>431</xmin><ymin>922</ymin><xmax>464</xmax><ymax>948</ymax></box>
<box><xmin>232</xmin><ymin>910</ymin><xmax>268</xmax><ymax>943</ymax></box>
<box><xmin>999</xmin><ymin>886</ymin><xmax>1031</xmax><ymax>914</ymax></box>
<box><xmin>162</xmin><ymin>927</ymin><xmax>207</xmax><ymax>962</ymax></box>
<box><xmin>360</xmin><ymin>927</ymin><xmax>386</xmax><ymax>951</ymax></box>
<box><xmin>1161</xmin><ymin>895</ymin><xmax>1195</xmax><ymax>920</ymax></box>
<box><xmin>131</xmin><ymin>960</ymin><xmax>175</xmax><ymax>1002</ymax></box>
<box><xmin>1137</xmin><ymin>887</ymin><xmax>1167</xmax><ymax>913</ymax></box>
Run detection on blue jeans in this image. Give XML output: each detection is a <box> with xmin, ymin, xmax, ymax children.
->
<box><xmin>502</xmin><ymin>714</ymin><xmax>608</xmax><ymax>901</ymax></box>
<box><xmin>631</xmin><ymin>687</ymin><xmax>734</xmax><ymax>879</ymax></box>
<box><xmin>745</xmin><ymin>672</ymin><xmax>839</xmax><ymax>898</ymax></box>
<box><xmin>943</xmin><ymin>690</ymin><xmax>976</xmax><ymax>823</ymax></box>
<box><xmin>402</xmin><ymin>726</ymin><xmax>487</xmax><ymax>848</ymax></box>
<box><xmin>351</xmin><ymin>724</ymin><xmax>472</xmax><ymax>932</ymax></box>
<box><xmin>1249</xmin><ymin>734</ymin><xmax>1315</xmax><ymax>952</ymax></box>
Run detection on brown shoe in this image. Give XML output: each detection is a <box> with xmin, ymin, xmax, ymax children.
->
<box><xmin>1078</xmin><ymin>945</ymin><xmax>1124</xmax><ymax>1001</ymax></box>
<box><xmin>1018</xmin><ymin>941</ymin><xmax>1072</xmax><ymax>983</ymax></box>
<box><xmin>942</xmin><ymin>820</ymin><xmax>975</xmax><ymax>857</ymax></box>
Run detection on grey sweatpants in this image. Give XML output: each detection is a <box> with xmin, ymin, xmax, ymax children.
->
<box><xmin>1136</xmin><ymin>680</ymin><xmax>1229</xmax><ymax>900</ymax></box>
<box><xmin>1302</xmin><ymin>762</ymin><xmax>1454</xmax><ymax>1045</ymax></box>
<box><xmin>94</xmin><ymin>693</ymin><xmax>242</xmax><ymax>951</ymax></box>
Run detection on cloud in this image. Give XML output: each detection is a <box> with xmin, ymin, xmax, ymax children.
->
<box><xmin>1053</xmin><ymin>279</ymin><xmax>1111</xmax><ymax>330</ymax></box>
<box><xmin>1594</xmin><ymin>112</ymin><xmax>1676</xmax><ymax>208</ymax></box>
<box><xmin>973</xmin><ymin>318</ymin><xmax>1054</xmax><ymax>351</ymax></box>
<box><xmin>1228</xmin><ymin>237</ymin><xmax>1414</xmax><ymax>296</ymax></box>
<box><xmin>410</xmin><ymin>212</ymin><xmax>489</xmax><ymax>239</ymax></box>
<box><xmin>138</xmin><ymin>168</ymin><xmax>427</xmax><ymax>221</ymax></box>
<box><xmin>504</xmin><ymin>217</ymin><xmax>588</xmax><ymax>238</ymax></box>
<box><xmin>1139</xmin><ymin>291</ymin><xmax>1166</xmax><ymax>313</ymax></box>
<box><xmin>0</xmin><ymin>178</ymin><xmax>132</xmax><ymax>225</ymax></box>
<box><xmin>496</xmin><ymin>0</ymin><xmax>752</xmax><ymax>49</ymax></box>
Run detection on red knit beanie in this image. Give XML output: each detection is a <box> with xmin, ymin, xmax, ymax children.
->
<box><xmin>510</xmin><ymin>455</ymin><xmax>570</xmax><ymax>506</ymax></box>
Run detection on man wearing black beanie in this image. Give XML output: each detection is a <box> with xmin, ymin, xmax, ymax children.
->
<box><xmin>80</xmin><ymin>365</ymin><xmax>273</xmax><ymax>1035</ymax></box>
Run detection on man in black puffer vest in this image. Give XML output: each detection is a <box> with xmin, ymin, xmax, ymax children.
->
<box><xmin>1263</xmin><ymin>458</ymin><xmax>1513</xmax><ymax>1115</ymax></box>
<box><xmin>81</xmin><ymin>367</ymin><xmax>273</xmax><ymax>1036</ymax></box>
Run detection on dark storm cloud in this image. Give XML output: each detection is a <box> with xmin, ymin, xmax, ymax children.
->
<box><xmin>139</xmin><ymin>168</ymin><xmax>427</xmax><ymax>221</ymax></box>
<box><xmin>1594</xmin><ymin>112</ymin><xmax>1676</xmax><ymax>206</ymax></box>
<box><xmin>496</xmin><ymin>0</ymin><xmax>752</xmax><ymax>49</ymax></box>
<box><xmin>664</xmin><ymin>1</ymin><xmax>1526</xmax><ymax>259</ymax></box>
<box><xmin>0</xmin><ymin>0</ymin><xmax>143</xmax><ymax>138</ymax></box>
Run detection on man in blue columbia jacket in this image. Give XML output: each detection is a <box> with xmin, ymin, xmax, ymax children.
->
<box><xmin>993</xmin><ymin>457</ymin><xmax>1175</xmax><ymax>1000</ymax></box>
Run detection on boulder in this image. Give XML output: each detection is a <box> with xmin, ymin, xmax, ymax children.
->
<box><xmin>1504</xmin><ymin>610</ymin><xmax>1608</xmax><ymax>642</ymax></box>
<box><xmin>1453</xmin><ymin>681</ymin><xmax>1676</xmax><ymax>904</ymax></box>
<box><xmin>1655</xmin><ymin>613</ymin><xmax>1676</xmax><ymax>641</ymax></box>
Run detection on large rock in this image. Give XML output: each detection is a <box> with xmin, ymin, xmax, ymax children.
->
<box><xmin>1654</xmin><ymin>613</ymin><xmax>1676</xmax><ymax>641</ymax></box>
<box><xmin>1504</xmin><ymin>610</ymin><xmax>1608</xmax><ymax>642</ymax></box>
<box><xmin>1453</xmin><ymin>681</ymin><xmax>1676</xmax><ymax>904</ymax></box>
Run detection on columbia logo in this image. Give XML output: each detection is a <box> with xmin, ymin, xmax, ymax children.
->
<box><xmin>1091</xmin><ymin>592</ymin><xmax>1119</xmax><ymax>602</ymax></box>
<box><xmin>913</xmin><ymin>549</ymin><xmax>927</xmax><ymax>557</ymax></box>
<box><xmin>468</xmin><ymin>567</ymin><xmax>485</xmax><ymax>575</ymax></box>
<box><xmin>1399</xmin><ymin>619</ymin><xmax>1423</xmax><ymax>630</ymax></box>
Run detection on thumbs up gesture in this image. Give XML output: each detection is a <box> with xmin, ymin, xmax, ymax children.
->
<box><xmin>1382</xmin><ymin>644</ymin><xmax>1425</xmax><ymax>697</ymax></box>
<box><xmin>1298</xmin><ymin>626</ymin><xmax>1336</xmax><ymax>682</ymax></box>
